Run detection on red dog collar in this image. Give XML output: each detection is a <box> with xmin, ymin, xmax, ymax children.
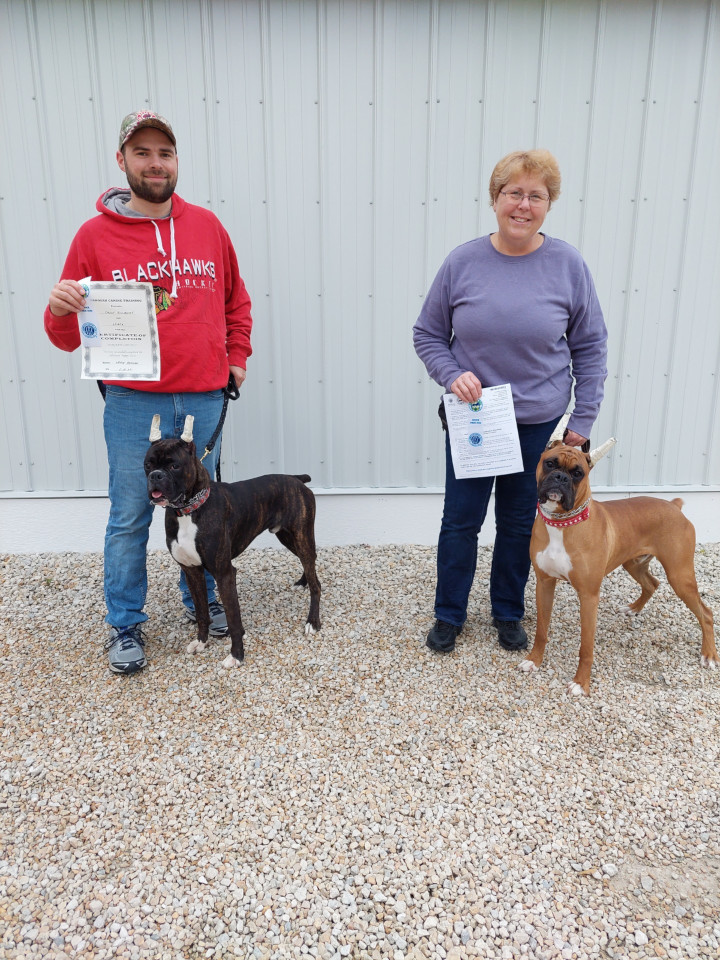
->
<box><xmin>175</xmin><ymin>487</ymin><xmax>210</xmax><ymax>516</ymax></box>
<box><xmin>538</xmin><ymin>501</ymin><xmax>590</xmax><ymax>528</ymax></box>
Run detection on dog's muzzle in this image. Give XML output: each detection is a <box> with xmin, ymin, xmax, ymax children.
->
<box><xmin>538</xmin><ymin>471</ymin><xmax>576</xmax><ymax>511</ymax></box>
<box><xmin>147</xmin><ymin>469</ymin><xmax>178</xmax><ymax>508</ymax></box>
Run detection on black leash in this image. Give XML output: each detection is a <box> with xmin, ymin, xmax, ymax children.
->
<box><xmin>200</xmin><ymin>374</ymin><xmax>240</xmax><ymax>481</ymax></box>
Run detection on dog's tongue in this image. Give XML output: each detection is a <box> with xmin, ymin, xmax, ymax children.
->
<box><xmin>151</xmin><ymin>490</ymin><xmax>164</xmax><ymax>500</ymax></box>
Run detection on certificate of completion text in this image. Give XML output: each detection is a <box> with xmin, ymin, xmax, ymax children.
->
<box><xmin>77</xmin><ymin>280</ymin><xmax>160</xmax><ymax>381</ymax></box>
<box><xmin>443</xmin><ymin>384</ymin><xmax>523</xmax><ymax>479</ymax></box>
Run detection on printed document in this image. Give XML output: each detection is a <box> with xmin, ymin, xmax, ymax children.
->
<box><xmin>77</xmin><ymin>279</ymin><xmax>160</xmax><ymax>380</ymax></box>
<box><xmin>443</xmin><ymin>384</ymin><xmax>523</xmax><ymax>479</ymax></box>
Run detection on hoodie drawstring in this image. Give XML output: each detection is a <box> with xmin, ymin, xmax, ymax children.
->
<box><xmin>150</xmin><ymin>217</ymin><xmax>178</xmax><ymax>298</ymax></box>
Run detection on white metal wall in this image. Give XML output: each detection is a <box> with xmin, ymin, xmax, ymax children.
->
<box><xmin>1</xmin><ymin>0</ymin><xmax>719</xmax><ymax>497</ymax></box>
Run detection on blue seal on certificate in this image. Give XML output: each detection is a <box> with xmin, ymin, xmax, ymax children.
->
<box><xmin>469</xmin><ymin>399</ymin><xmax>483</xmax><ymax>413</ymax></box>
<box><xmin>468</xmin><ymin>433</ymin><xmax>483</xmax><ymax>447</ymax></box>
<box><xmin>81</xmin><ymin>322</ymin><xmax>99</xmax><ymax>339</ymax></box>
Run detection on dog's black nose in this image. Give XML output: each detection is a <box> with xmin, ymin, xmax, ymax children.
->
<box><xmin>148</xmin><ymin>470</ymin><xmax>165</xmax><ymax>484</ymax></box>
<box><xmin>550</xmin><ymin>471</ymin><xmax>571</xmax><ymax>486</ymax></box>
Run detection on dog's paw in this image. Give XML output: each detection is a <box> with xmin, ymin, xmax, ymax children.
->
<box><xmin>567</xmin><ymin>681</ymin><xmax>588</xmax><ymax>697</ymax></box>
<box><xmin>187</xmin><ymin>640</ymin><xmax>208</xmax><ymax>655</ymax></box>
<box><xmin>619</xmin><ymin>603</ymin><xmax>637</xmax><ymax>616</ymax></box>
<box><xmin>304</xmin><ymin>622</ymin><xmax>319</xmax><ymax>635</ymax></box>
<box><xmin>517</xmin><ymin>659</ymin><xmax>538</xmax><ymax>674</ymax></box>
<box><xmin>221</xmin><ymin>653</ymin><xmax>242</xmax><ymax>670</ymax></box>
<box><xmin>701</xmin><ymin>655</ymin><xmax>718</xmax><ymax>670</ymax></box>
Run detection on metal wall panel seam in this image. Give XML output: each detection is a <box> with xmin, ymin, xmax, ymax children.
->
<box><xmin>533</xmin><ymin>0</ymin><xmax>549</xmax><ymax>147</ymax></box>
<box><xmin>418</xmin><ymin>0</ymin><xmax>440</xmax><ymax>489</ymax></box>
<box><xmin>259</xmin><ymin>0</ymin><xmax>286</xmax><ymax>471</ymax></box>
<box><xmin>316</xmin><ymin>0</ymin><xmax>333</xmax><ymax>486</ymax></box>
<box><xmin>475</xmin><ymin>0</ymin><xmax>491</xmax><ymax>240</ymax></box>
<box><xmin>697</xmin><ymin>0</ymin><xmax>720</xmax><ymax>486</ymax></box>
<box><xmin>200</xmin><ymin>0</ymin><xmax>220</xmax><ymax>210</ymax></box>
<box><xmin>141</xmin><ymin>0</ymin><xmax>158</xmax><ymax>106</ymax></box>
<box><xmin>369</xmin><ymin>0</ymin><xmax>381</xmax><ymax>487</ymax></box>
<box><xmin>0</xmin><ymin>201</ymin><xmax>28</xmax><ymax>491</ymax></box>
<box><xmin>28</xmin><ymin>0</ymin><xmax>83</xmax><ymax>492</ymax></box>
<box><xmin>577</xmin><ymin>0</ymin><xmax>605</xmax><ymax>256</ymax></box>
<box><xmin>0</xmin><ymin>6</ymin><xmax>31</xmax><ymax>491</ymax></box>
<box><xmin>657</xmin><ymin>0</ymin><xmax>713</xmax><ymax>485</ymax></box>
<box><xmin>606</xmin><ymin>0</ymin><xmax>660</xmax><ymax>487</ymax></box>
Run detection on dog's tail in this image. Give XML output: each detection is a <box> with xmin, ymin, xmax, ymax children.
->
<box><xmin>294</xmin><ymin>474</ymin><xmax>312</xmax><ymax>485</ymax></box>
<box><xmin>671</xmin><ymin>497</ymin><xmax>684</xmax><ymax>512</ymax></box>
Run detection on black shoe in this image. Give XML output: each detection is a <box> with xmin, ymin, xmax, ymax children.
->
<box><xmin>493</xmin><ymin>618</ymin><xmax>528</xmax><ymax>651</ymax></box>
<box><xmin>426</xmin><ymin>619</ymin><xmax>462</xmax><ymax>653</ymax></box>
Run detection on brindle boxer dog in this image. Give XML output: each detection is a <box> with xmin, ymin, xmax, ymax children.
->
<box><xmin>144</xmin><ymin>415</ymin><xmax>321</xmax><ymax>668</ymax></box>
<box><xmin>520</xmin><ymin>426</ymin><xmax>718</xmax><ymax>696</ymax></box>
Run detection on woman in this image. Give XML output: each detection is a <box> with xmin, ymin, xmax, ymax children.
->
<box><xmin>413</xmin><ymin>149</ymin><xmax>607</xmax><ymax>653</ymax></box>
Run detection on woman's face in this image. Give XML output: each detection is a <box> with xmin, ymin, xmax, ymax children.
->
<box><xmin>492</xmin><ymin>173</ymin><xmax>551</xmax><ymax>254</ymax></box>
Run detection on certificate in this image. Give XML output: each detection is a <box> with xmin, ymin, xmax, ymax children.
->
<box><xmin>443</xmin><ymin>384</ymin><xmax>523</xmax><ymax>479</ymax></box>
<box><xmin>77</xmin><ymin>279</ymin><xmax>161</xmax><ymax>380</ymax></box>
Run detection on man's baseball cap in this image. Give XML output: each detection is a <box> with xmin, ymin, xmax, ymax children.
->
<box><xmin>118</xmin><ymin>110</ymin><xmax>176</xmax><ymax>150</ymax></box>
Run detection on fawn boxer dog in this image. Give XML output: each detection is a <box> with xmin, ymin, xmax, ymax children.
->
<box><xmin>519</xmin><ymin>421</ymin><xmax>718</xmax><ymax>695</ymax></box>
<box><xmin>144</xmin><ymin>415</ymin><xmax>321</xmax><ymax>668</ymax></box>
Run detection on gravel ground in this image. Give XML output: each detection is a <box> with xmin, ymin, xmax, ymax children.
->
<box><xmin>1</xmin><ymin>544</ymin><xmax>719</xmax><ymax>960</ymax></box>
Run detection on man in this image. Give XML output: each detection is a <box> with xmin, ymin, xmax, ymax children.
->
<box><xmin>44</xmin><ymin>110</ymin><xmax>252</xmax><ymax>675</ymax></box>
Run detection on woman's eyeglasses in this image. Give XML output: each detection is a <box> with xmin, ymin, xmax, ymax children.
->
<box><xmin>499</xmin><ymin>190</ymin><xmax>550</xmax><ymax>206</ymax></box>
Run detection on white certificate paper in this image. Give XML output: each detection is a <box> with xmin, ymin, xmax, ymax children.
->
<box><xmin>443</xmin><ymin>384</ymin><xmax>523</xmax><ymax>479</ymax></box>
<box><xmin>77</xmin><ymin>279</ymin><xmax>160</xmax><ymax>380</ymax></box>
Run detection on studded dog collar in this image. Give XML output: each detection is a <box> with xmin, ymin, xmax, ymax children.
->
<box><xmin>538</xmin><ymin>497</ymin><xmax>591</xmax><ymax>528</ymax></box>
<box><xmin>174</xmin><ymin>487</ymin><xmax>211</xmax><ymax>516</ymax></box>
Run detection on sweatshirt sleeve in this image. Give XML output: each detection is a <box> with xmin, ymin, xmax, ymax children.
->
<box><xmin>412</xmin><ymin>256</ymin><xmax>465</xmax><ymax>391</ymax></box>
<box><xmin>221</xmin><ymin>229</ymin><xmax>253</xmax><ymax>369</ymax></box>
<box><xmin>43</xmin><ymin>236</ymin><xmax>87</xmax><ymax>353</ymax></box>
<box><xmin>566</xmin><ymin>260</ymin><xmax>608</xmax><ymax>439</ymax></box>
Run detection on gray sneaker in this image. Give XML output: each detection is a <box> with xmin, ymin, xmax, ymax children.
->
<box><xmin>105</xmin><ymin>625</ymin><xmax>147</xmax><ymax>674</ymax></box>
<box><xmin>185</xmin><ymin>600</ymin><xmax>229</xmax><ymax>637</ymax></box>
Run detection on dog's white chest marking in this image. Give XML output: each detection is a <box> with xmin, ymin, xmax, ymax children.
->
<box><xmin>536</xmin><ymin>526</ymin><xmax>573</xmax><ymax>580</ymax></box>
<box><xmin>170</xmin><ymin>516</ymin><xmax>203</xmax><ymax>566</ymax></box>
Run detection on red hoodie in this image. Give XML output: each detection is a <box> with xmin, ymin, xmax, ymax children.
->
<box><xmin>44</xmin><ymin>190</ymin><xmax>252</xmax><ymax>393</ymax></box>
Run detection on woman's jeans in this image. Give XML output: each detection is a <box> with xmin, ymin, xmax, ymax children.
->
<box><xmin>103</xmin><ymin>386</ymin><xmax>224</xmax><ymax>629</ymax></box>
<box><xmin>434</xmin><ymin>417</ymin><xmax>561</xmax><ymax>627</ymax></box>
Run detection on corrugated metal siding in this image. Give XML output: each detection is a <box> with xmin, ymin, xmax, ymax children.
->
<box><xmin>1</xmin><ymin>0</ymin><xmax>719</xmax><ymax>494</ymax></box>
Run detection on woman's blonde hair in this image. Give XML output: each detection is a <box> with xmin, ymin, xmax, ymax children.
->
<box><xmin>489</xmin><ymin>149</ymin><xmax>561</xmax><ymax>206</ymax></box>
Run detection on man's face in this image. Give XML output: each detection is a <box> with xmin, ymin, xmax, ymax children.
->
<box><xmin>117</xmin><ymin>127</ymin><xmax>178</xmax><ymax>205</ymax></box>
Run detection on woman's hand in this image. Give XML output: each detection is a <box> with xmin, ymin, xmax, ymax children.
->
<box><xmin>564</xmin><ymin>430</ymin><xmax>587</xmax><ymax>447</ymax></box>
<box><xmin>450</xmin><ymin>371</ymin><xmax>483</xmax><ymax>403</ymax></box>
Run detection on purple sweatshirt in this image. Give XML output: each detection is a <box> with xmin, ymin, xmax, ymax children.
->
<box><xmin>413</xmin><ymin>234</ymin><xmax>608</xmax><ymax>439</ymax></box>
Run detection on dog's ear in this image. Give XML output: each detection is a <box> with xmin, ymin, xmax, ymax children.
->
<box><xmin>546</xmin><ymin>439</ymin><xmax>564</xmax><ymax>450</ymax></box>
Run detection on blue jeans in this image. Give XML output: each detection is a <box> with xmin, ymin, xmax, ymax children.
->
<box><xmin>103</xmin><ymin>386</ymin><xmax>224</xmax><ymax>629</ymax></box>
<box><xmin>434</xmin><ymin>417</ymin><xmax>561</xmax><ymax>627</ymax></box>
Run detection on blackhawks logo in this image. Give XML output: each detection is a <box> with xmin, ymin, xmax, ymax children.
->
<box><xmin>153</xmin><ymin>286</ymin><xmax>174</xmax><ymax>313</ymax></box>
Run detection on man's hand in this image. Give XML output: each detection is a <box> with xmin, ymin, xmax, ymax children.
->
<box><xmin>48</xmin><ymin>279</ymin><xmax>87</xmax><ymax>317</ymax></box>
<box><xmin>229</xmin><ymin>365</ymin><xmax>246</xmax><ymax>388</ymax></box>
<box><xmin>450</xmin><ymin>371</ymin><xmax>482</xmax><ymax>403</ymax></box>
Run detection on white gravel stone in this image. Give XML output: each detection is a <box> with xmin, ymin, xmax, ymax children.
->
<box><xmin>0</xmin><ymin>545</ymin><xmax>719</xmax><ymax>960</ymax></box>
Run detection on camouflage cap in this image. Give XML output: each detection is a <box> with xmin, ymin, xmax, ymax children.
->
<box><xmin>118</xmin><ymin>110</ymin><xmax>176</xmax><ymax>150</ymax></box>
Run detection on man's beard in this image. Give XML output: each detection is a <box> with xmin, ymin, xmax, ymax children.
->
<box><xmin>126</xmin><ymin>168</ymin><xmax>177</xmax><ymax>204</ymax></box>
